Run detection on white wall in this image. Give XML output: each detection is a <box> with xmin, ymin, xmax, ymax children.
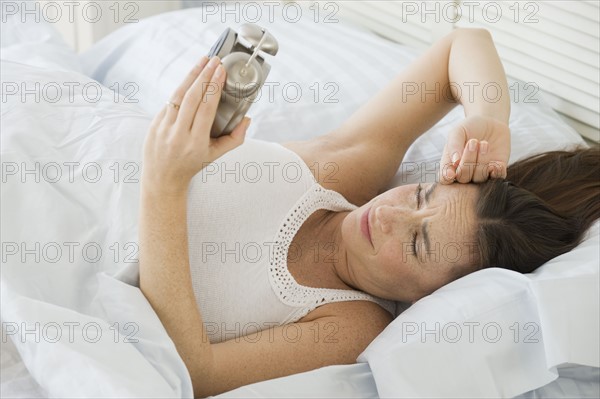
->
<box><xmin>37</xmin><ymin>0</ymin><xmax>182</xmax><ymax>52</ymax></box>
<box><xmin>333</xmin><ymin>0</ymin><xmax>600</xmax><ymax>142</ymax></box>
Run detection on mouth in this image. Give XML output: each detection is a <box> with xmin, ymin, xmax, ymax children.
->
<box><xmin>361</xmin><ymin>207</ymin><xmax>373</xmax><ymax>247</ymax></box>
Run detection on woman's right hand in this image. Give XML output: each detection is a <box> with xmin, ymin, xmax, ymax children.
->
<box><xmin>141</xmin><ymin>55</ymin><xmax>250</xmax><ymax>196</ymax></box>
<box><xmin>438</xmin><ymin>115</ymin><xmax>511</xmax><ymax>184</ymax></box>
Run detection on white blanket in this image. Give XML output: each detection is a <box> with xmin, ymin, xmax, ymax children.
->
<box><xmin>0</xmin><ymin>60</ymin><xmax>192</xmax><ymax>398</ymax></box>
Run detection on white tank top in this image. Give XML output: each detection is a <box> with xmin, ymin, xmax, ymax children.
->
<box><xmin>186</xmin><ymin>138</ymin><xmax>396</xmax><ymax>343</ymax></box>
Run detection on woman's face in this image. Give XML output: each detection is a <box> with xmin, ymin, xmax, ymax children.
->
<box><xmin>341</xmin><ymin>182</ymin><xmax>480</xmax><ymax>303</ymax></box>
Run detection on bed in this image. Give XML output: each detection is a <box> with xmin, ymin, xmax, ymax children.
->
<box><xmin>1</xmin><ymin>3</ymin><xmax>599</xmax><ymax>398</ymax></box>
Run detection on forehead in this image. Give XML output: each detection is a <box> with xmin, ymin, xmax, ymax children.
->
<box><xmin>421</xmin><ymin>183</ymin><xmax>479</xmax><ymax>264</ymax></box>
<box><xmin>428</xmin><ymin>182</ymin><xmax>478</xmax><ymax>209</ymax></box>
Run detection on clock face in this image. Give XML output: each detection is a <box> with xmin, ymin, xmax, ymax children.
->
<box><xmin>208</xmin><ymin>28</ymin><xmax>232</xmax><ymax>58</ymax></box>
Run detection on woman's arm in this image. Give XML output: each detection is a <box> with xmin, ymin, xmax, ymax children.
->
<box><xmin>285</xmin><ymin>28</ymin><xmax>510</xmax><ymax>205</ymax></box>
<box><xmin>139</xmin><ymin>56</ymin><xmax>391</xmax><ymax>398</ymax></box>
<box><xmin>138</xmin><ymin>55</ymin><xmax>249</xmax><ymax>394</ymax></box>
<box><xmin>139</xmin><ymin>190</ymin><xmax>215</xmax><ymax>384</ymax></box>
<box><xmin>448</xmin><ymin>28</ymin><xmax>510</xmax><ymax>123</ymax></box>
<box><xmin>441</xmin><ymin>29</ymin><xmax>511</xmax><ymax>184</ymax></box>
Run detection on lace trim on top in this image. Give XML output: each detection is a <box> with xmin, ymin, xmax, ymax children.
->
<box><xmin>268</xmin><ymin>183</ymin><xmax>393</xmax><ymax>317</ymax></box>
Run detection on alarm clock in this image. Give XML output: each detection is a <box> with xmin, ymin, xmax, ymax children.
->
<box><xmin>207</xmin><ymin>23</ymin><xmax>279</xmax><ymax>137</ymax></box>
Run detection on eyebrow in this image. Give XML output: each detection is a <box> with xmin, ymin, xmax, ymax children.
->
<box><xmin>420</xmin><ymin>183</ymin><xmax>437</xmax><ymax>256</ymax></box>
<box><xmin>424</xmin><ymin>182</ymin><xmax>437</xmax><ymax>205</ymax></box>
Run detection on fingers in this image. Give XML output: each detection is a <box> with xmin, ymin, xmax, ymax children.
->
<box><xmin>211</xmin><ymin>117</ymin><xmax>251</xmax><ymax>155</ymax></box>
<box><xmin>191</xmin><ymin>62</ymin><xmax>225</xmax><ymax>136</ymax></box>
<box><xmin>471</xmin><ymin>140</ymin><xmax>490</xmax><ymax>183</ymax></box>
<box><xmin>163</xmin><ymin>56</ymin><xmax>209</xmax><ymax>127</ymax></box>
<box><xmin>439</xmin><ymin>124</ymin><xmax>467</xmax><ymax>184</ymax></box>
<box><xmin>454</xmin><ymin>139</ymin><xmax>506</xmax><ymax>183</ymax></box>
<box><xmin>472</xmin><ymin>140</ymin><xmax>505</xmax><ymax>183</ymax></box>
<box><xmin>440</xmin><ymin>115</ymin><xmax>511</xmax><ymax>185</ymax></box>
<box><xmin>455</xmin><ymin>139</ymin><xmax>479</xmax><ymax>183</ymax></box>
<box><xmin>488</xmin><ymin>160</ymin><xmax>507</xmax><ymax>179</ymax></box>
<box><xmin>176</xmin><ymin>56</ymin><xmax>223</xmax><ymax>130</ymax></box>
<box><xmin>439</xmin><ymin>144</ymin><xmax>455</xmax><ymax>184</ymax></box>
<box><xmin>150</xmin><ymin>106</ymin><xmax>166</xmax><ymax>132</ymax></box>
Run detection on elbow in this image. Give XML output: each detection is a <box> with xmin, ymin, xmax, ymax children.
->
<box><xmin>454</xmin><ymin>27</ymin><xmax>493</xmax><ymax>39</ymax></box>
<box><xmin>189</xmin><ymin>354</ymin><xmax>217</xmax><ymax>398</ymax></box>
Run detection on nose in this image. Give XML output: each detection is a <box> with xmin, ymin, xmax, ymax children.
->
<box><xmin>374</xmin><ymin>204</ymin><xmax>415</xmax><ymax>234</ymax></box>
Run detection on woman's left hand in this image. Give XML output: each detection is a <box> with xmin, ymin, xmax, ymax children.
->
<box><xmin>438</xmin><ymin>115</ymin><xmax>511</xmax><ymax>184</ymax></box>
<box><xmin>141</xmin><ymin>55</ymin><xmax>251</xmax><ymax>196</ymax></box>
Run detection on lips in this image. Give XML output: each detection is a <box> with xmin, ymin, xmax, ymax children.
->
<box><xmin>361</xmin><ymin>207</ymin><xmax>373</xmax><ymax>247</ymax></box>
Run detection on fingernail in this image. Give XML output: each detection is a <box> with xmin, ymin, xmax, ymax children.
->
<box><xmin>468</xmin><ymin>139</ymin><xmax>477</xmax><ymax>152</ymax></box>
<box><xmin>208</xmin><ymin>56</ymin><xmax>220</xmax><ymax>68</ymax></box>
<box><xmin>489</xmin><ymin>164</ymin><xmax>498</xmax><ymax>178</ymax></box>
<box><xmin>215</xmin><ymin>64</ymin><xmax>224</xmax><ymax>77</ymax></box>
<box><xmin>480</xmin><ymin>141</ymin><xmax>488</xmax><ymax>155</ymax></box>
<box><xmin>451</xmin><ymin>152</ymin><xmax>460</xmax><ymax>164</ymax></box>
<box><xmin>198</xmin><ymin>55</ymin><xmax>209</xmax><ymax>66</ymax></box>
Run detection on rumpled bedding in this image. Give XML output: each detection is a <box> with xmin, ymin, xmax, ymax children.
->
<box><xmin>1</xmin><ymin>5</ymin><xmax>599</xmax><ymax>399</ymax></box>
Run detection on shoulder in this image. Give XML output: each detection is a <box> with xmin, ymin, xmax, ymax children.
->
<box><xmin>315</xmin><ymin>300</ymin><xmax>394</xmax><ymax>355</ymax></box>
<box><xmin>281</xmin><ymin>135</ymin><xmax>384</xmax><ymax>206</ymax></box>
<box><xmin>299</xmin><ymin>299</ymin><xmax>394</xmax><ymax>336</ymax></box>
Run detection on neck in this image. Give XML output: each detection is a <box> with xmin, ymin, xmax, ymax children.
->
<box><xmin>320</xmin><ymin>210</ymin><xmax>362</xmax><ymax>291</ymax></box>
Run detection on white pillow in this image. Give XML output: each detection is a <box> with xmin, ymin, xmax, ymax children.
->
<box><xmin>358</xmin><ymin>221</ymin><xmax>599</xmax><ymax>398</ymax></box>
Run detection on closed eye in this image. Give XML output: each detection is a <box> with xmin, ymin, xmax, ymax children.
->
<box><xmin>411</xmin><ymin>231</ymin><xmax>418</xmax><ymax>256</ymax></box>
<box><xmin>412</xmin><ymin>184</ymin><xmax>423</xmax><ymax>256</ymax></box>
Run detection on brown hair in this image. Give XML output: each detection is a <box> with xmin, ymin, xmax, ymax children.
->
<box><xmin>473</xmin><ymin>146</ymin><xmax>600</xmax><ymax>273</ymax></box>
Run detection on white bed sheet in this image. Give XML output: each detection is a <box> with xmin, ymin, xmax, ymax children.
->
<box><xmin>3</xmin><ymin>334</ymin><xmax>598</xmax><ymax>399</ymax></box>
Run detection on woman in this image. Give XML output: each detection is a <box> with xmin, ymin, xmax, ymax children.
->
<box><xmin>138</xmin><ymin>28</ymin><xmax>599</xmax><ymax>397</ymax></box>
